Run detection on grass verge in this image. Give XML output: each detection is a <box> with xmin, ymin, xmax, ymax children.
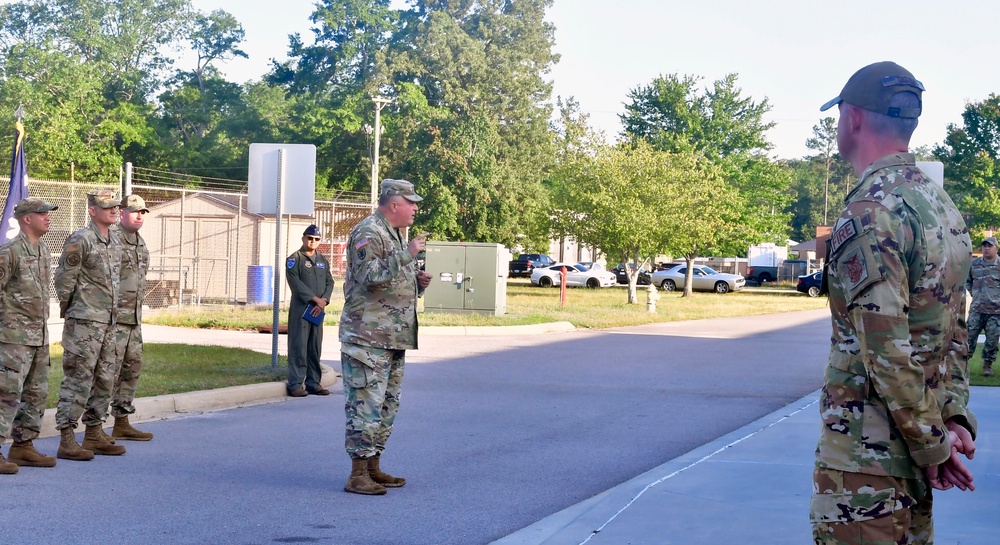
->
<box><xmin>45</xmin><ymin>343</ymin><xmax>286</xmax><ymax>408</ymax></box>
<box><xmin>967</xmin><ymin>351</ymin><xmax>999</xmax><ymax>387</ymax></box>
<box><xmin>146</xmin><ymin>282</ymin><xmax>830</xmax><ymax>330</ymax></box>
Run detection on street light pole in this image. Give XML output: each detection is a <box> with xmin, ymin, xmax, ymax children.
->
<box><xmin>369</xmin><ymin>97</ymin><xmax>391</xmax><ymax>210</ymax></box>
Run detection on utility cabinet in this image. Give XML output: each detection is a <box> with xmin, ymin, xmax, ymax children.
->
<box><xmin>423</xmin><ymin>242</ymin><xmax>508</xmax><ymax>316</ymax></box>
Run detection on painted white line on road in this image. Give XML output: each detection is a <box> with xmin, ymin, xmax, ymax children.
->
<box><xmin>576</xmin><ymin>398</ymin><xmax>820</xmax><ymax>545</ymax></box>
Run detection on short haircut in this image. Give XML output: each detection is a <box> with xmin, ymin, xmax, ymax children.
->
<box><xmin>860</xmin><ymin>92</ymin><xmax>919</xmax><ymax>141</ymax></box>
<box><xmin>378</xmin><ymin>193</ymin><xmax>394</xmax><ymax>207</ymax></box>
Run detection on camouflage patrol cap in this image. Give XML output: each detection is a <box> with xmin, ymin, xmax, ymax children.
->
<box><xmin>121</xmin><ymin>194</ymin><xmax>150</xmax><ymax>213</ymax></box>
<box><xmin>983</xmin><ymin>236</ymin><xmax>998</xmax><ymax>247</ymax></box>
<box><xmin>380</xmin><ymin>179</ymin><xmax>423</xmax><ymax>202</ymax></box>
<box><xmin>13</xmin><ymin>197</ymin><xmax>58</xmax><ymax>218</ymax></box>
<box><xmin>87</xmin><ymin>189</ymin><xmax>120</xmax><ymax>209</ymax></box>
<box><xmin>820</xmin><ymin>61</ymin><xmax>924</xmax><ymax>118</ymax></box>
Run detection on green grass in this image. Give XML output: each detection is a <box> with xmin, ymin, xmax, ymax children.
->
<box><xmin>45</xmin><ymin>343</ymin><xmax>286</xmax><ymax>408</ymax></box>
<box><xmin>146</xmin><ymin>281</ymin><xmax>830</xmax><ymax>330</ymax></box>
<box><xmin>967</xmin><ymin>351</ymin><xmax>1000</xmax><ymax>387</ymax></box>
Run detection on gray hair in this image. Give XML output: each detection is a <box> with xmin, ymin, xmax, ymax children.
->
<box><xmin>860</xmin><ymin>91</ymin><xmax>919</xmax><ymax>141</ymax></box>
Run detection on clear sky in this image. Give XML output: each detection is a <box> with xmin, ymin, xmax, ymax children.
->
<box><xmin>190</xmin><ymin>0</ymin><xmax>1000</xmax><ymax>160</ymax></box>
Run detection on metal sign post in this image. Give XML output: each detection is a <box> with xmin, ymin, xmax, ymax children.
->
<box><xmin>271</xmin><ymin>149</ymin><xmax>286</xmax><ymax>371</ymax></box>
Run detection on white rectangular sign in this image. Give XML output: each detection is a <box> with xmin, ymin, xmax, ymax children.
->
<box><xmin>248</xmin><ymin>143</ymin><xmax>317</xmax><ymax>215</ymax></box>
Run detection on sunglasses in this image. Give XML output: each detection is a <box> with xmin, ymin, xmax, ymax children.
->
<box><xmin>306</xmin><ymin>236</ymin><xmax>321</xmax><ymax>241</ymax></box>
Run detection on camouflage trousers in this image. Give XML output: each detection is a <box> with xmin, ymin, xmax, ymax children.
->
<box><xmin>111</xmin><ymin>323</ymin><xmax>143</xmax><ymax>418</ymax></box>
<box><xmin>55</xmin><ymin>318</ymin><xmax>118</xmax><ymax>430</ymax></box>
<box><xmin>811</xmin><ymin>467</ymin><xmax>933</xmax><ymax>545</ymax></box>
<box><xmin>967</xmin><ymin>311</ymin><xmax>1000</xmax><ymax>366</ymax></box>
<box><xmin>0</xmin><ymin>342</ymin><xmax>49</xmax><ymax>442</ymax></box>
<box><xmin>341</xmin><ymin>348</ymin><xmax>405</xmax><ymax>459</ymax></box>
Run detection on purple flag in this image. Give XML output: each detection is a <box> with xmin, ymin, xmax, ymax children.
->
<box><xmin>1</xmin><ymin>119</ymin><xmax>28</xmax><ymax>244</ymax></box>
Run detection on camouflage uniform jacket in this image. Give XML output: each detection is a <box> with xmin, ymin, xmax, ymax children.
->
<box><xmin>966</xmin><ymin>255</ymin><xmax>1000</xmax><ymax>314</ymax></box>
<box><xmin>816</xmin><ymin>153</ymin><xmax>977</xmax><ymax>479</ymax></box>
<box><xmin>0</xmin><ymin>231</ymin><xmax>51</xmax><ymax>346</ymax></box>
<box><xmin>55</xmin><ymin>221</ymin><xmax>122</xmax><ymax>324</ymax></box>
<box><xmin>339</xmin><ymin>210</ymin><xmax>422</xmax><ymax>353</ymax></box>
<box><xmin>114</xmin><ymin>226</ymin><xmax>149</xmax><ymax>326</ymax></box>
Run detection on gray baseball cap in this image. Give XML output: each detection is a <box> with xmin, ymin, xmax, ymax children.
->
<box><xmin>820</xmin><ymin>61</ymin><xmax>924</xmax><ymax>118</ymax></box>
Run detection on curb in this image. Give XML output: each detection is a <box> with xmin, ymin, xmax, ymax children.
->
<box><xmin>420</xmin><ymin>321</ymin><xmax>576</xmax><ymax>336</ymax></box>
<box><xmin>29</xmin><ymin>365</ymin><xmax>341</xmax><ymax>441</ymax></box>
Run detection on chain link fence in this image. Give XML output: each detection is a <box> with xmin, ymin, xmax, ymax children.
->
<box><xmin>1</xmin><ymin>167</ymin><xmax>373</xmax><ymax>310</ymax></box>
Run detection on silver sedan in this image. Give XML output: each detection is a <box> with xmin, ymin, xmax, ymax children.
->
<box><xmin>649</xmin><ymin>264</ymin><xmax>746</xmax><ymax>293</ymax></box>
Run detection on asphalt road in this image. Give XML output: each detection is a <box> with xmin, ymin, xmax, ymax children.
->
<box><xmin>5</xmin><ymin>309</ymin><xmax>830</xmax><ymax>545</ymax></box>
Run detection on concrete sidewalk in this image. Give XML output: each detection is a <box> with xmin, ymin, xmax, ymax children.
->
<box><xmin>491</xmin><ymin>388</ymin><xmax>999</xmax><ymax>545</ymax></box>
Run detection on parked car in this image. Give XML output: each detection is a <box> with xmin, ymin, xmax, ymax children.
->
<box><xmin>796</xmin><ymin>271</ymin><xmax>823</xmax><ymax>297</ymax></box>
<box><xmin>649</xmin><ymin>264</ymin><xmax>746</xmax><ymax>293</ymax></box>
<box><xmin>611</xmin><ymin>263</ymin><xmax>651</xmax><ymax>285</ymax></box>
<box><xmin>576</xmin><ymin>261</ymin><xmax>604</xmax><ymax>271</ymax></box>
<box><xmin>509</xmin><ymin>253</ymin><xmax>555</xmax><ymax>278</ymax></box>
<box><xmin>531</xmin><ymin>263</ymin><xmax>617</xmax><ymax>288</ymax></box>
<box><xmin>746</xmin><ymin>265</ymin><xmax>778</xmax><ymax>284</ymax></box>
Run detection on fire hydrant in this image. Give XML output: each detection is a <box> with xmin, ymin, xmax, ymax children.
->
<box><xmin>646</xmin><ymin>283</ymin><xmax>660</xmax><ymax>313</ymax></box>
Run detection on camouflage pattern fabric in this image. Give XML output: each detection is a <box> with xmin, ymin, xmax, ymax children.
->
<box><xmin>55</xmin><ymin>318</ymin><xmax>119</xmax><ymax>430</ymax></box>
<box><xmin>2</xmin><ymin>344</ymin><xmax>50</xmax><ymax>442</ymax></box>
<box><xmin>966</xmin><ymin>256</ymin><xmax>1000</xmax><ymax>314</ymax></box>
<box><xmin>0</xmin><ymin>232</ymin><xmax>52</xmax><ymax>441</ymax></box>
<box><xmin>340</xmin><ymin>349</ymin><xmax>405</xmax><ymax>459</ymax></box>
<box><xmin>55</xmin><ymin>222</ymin><xmax>121</xmax><ymax>324</ymax></box>
<box><xmin>811</xmin><ymin>467</ymin><xmax>932</xmax><ymax>545</ymax></box>
<box><xmin>109</xmin><ymin>227</ymin><xmax>148</xmax><ymax>416</ymax></box>
<box><xmin>813</xmin><ymin>154</ymin><xmax>976</xmax><ymax>540</ymax></box>
<box><xmin>114</xmin><ymin>227</ymin><xmax>148</xmax><ymax>326</ymax></box>
<box><xmin>0</xmin><ymin>343</ymin><xmax>50</xmax><ymax>441</ymax></box>
<box><xmin>0</xmin><ymin>231</ymin><xmax>51</xmax><ymax>346</ymax></box>
<box><xmin>967</xmin><ymin>311</ymin><xmax>1000</xmax><ymax>366</ymax></box>
<box><xmin>285</xmin><ymin>248</ymin><xmax>334</xmax><ymax>391</ymax></box>
<box><xmin>339</xmin><ymin>210</ymin><xmax>421</xmax><ymax>350</ymax></box>
<box><xmin>110</xmin><ymin>323</ymin><xmax>143</xmax><ymax>417</ymax></box>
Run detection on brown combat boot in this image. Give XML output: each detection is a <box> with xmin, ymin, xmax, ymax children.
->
<box><xmin>0</xmin><ymin>451</ymin><xmax>18</xmax><ymax>474</ymax></box>
<box><xmin>8</xmin><ymin>440</ymin><xmax>57</xmax><ymax>467</ymax></box>
<box><xmin>984</xmin><ymin>362</ymin><xmax>994</xmax><ymax>377</ymax></box>
<box><xmin>57</xmin><ymin>427</ymin><xmax>95</xmax><ymax>461</ymax></box>
<box><xmin>344</xmin><ymin>457</ymin><xmax>387</xmax><ymax>495</ymax></box>
<box><xmin>82</xmin><ymin>425</ymin><xmax>126</xmax><ymax>456</ymax></box>
<box><xmin>367</xmin><ymin>455</ymin><xmax>406</xmax><ymax>488</ymax></box>
<box><xmin>113</xmin><ymin>415</ymin><xmax>154</xmax><ymax>441</ymax></box>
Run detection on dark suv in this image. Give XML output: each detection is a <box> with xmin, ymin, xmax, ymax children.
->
<box><xmin>509</xmin><ymin>253</ymin><xmax>554</xmax><ymax>278</ymax></box>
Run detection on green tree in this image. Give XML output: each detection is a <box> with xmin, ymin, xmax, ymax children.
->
<box><xmin>805</xmin><ymin>117</ymin><xmax>837</xmax><ymax>225</ymax></box>
<box><xmin>935</xmin><ymin>94</ymin><xmax>1000</xmax><ymax>233</ymax></box>
<box><xmin>554</xmin><ymin>141</ymin><xmax>676</xmax><ymax>303</ymax></box>
<box><xmin>0</xmin><ymin>0</ymin><xmax>193</xmax><ymax>181</ymax></box>
<box><xmin>381</xmin><ymin>0</ymin><xmax>558</xmax><ymax>246</ymax></box>
<box><xmin>135</xmin><ymin>9</ymin><xmax>251</xmax><ymax>178</ymax></box>
<box><xmin>620</xmin><ymin>72</ymin><xmax>791</xmax><ymax>260</ymax></box>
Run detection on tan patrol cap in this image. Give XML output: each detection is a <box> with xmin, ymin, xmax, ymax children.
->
<box><xmin>380</xmin><ymin>179</ymin><xmax>423</xmax><ymax>202</ymax></box>
<box><xmin>87</xmin><ymin>189</ymin><xmax>120</xmax><ymax>209</ymax></box>
<box><xmin>121</xmin><ymin>194</ymin><xmax>150</xmax><ymax>213</ymax></box>
<box><xmin>13</xmin><ymin>197</ymin><xmax>58</xmax><ymax>218</ymax></box>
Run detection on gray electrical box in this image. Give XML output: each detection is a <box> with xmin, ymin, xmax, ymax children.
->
<box><xmin>423</xmin><ymin>241</ymin><xmax>508</xmax><ymax>316</ymax></box>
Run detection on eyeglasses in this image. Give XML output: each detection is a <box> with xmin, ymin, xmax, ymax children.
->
<box><xmin>306</xmin><ymin>236</ymin><xmax>321</xmax><ymax>242</ymax></box>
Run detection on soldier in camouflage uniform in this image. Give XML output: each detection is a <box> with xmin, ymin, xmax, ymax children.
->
<box><xmin>339</xmin><ymin>179</ymin><xmax>432</xmax><ymax>495</ymax></box>
<box><xmin>812</xmin><ymin>62</ymin><xmax>977</xmax><ymax>545</ymax></box>
<box><xmin>0</xmin><ymin>198</ymin><xmax>59</xmax><ymax>474</ymax></box>
<box><xmin>53</xmin><ymin>189</ymin><xmax>126</xmax><ymax>460</ymax></box>
<box><xmin>110</xmin><ymin>194</ymin><xmax>154</xmax><ymax>440</ymax></box>
<box><xmin>966</xmin><ymin>236</ymin><xmax>1000</xmax><ymax>377</ymax></box>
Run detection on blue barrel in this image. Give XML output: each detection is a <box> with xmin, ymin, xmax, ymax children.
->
<box><xmin>247</xmin><ymin>265</ymin><xmax>274</xmax><ymax>305</ymax></box>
